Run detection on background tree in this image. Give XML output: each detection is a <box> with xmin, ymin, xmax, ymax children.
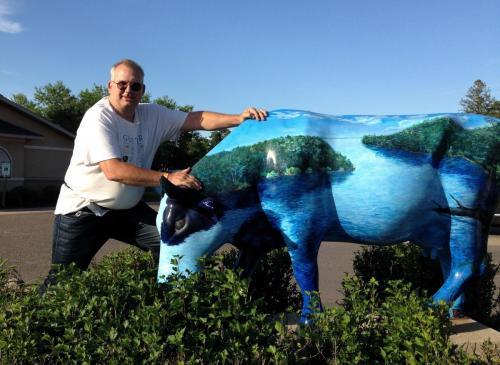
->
<box><xmin>11</xmin><ymin>93</ymin><xmax>40</xmax><ymax>114</ymax></box>
<box><xmin>153</xmin><ymin>95</ymin><xmax>183</xmax><ymax>110</ymax></box>
<box><xmin>141</xmin><ymin>92</ymin><xmax>151</xmax><ymax>103</ymax></box>
<box><xmin>460</xmin><ymin>79</ymin><xmax>495</xmax><ymax>114</ymax></box>
<box><xmin>209</xmin><ymin>129</ymin><xmax>230</xmax><ymax>147</ymax></box>
<box><xmin>33</xmin><ymin>81</ymin><xmax>82</xmax><ymax>133</ymax></box>
<box><xmin>78</xmin><ymin>84</ymin><xmax>108</xmax><ymax>112</ymax></box>
<box><xmin>150</xmin><ymin>95</ymin><xmax>212</xmax><ymax>170</ymax></box>
<box><xmin>150</xmin><ymin>95</ymin><xmax>233</xmax><ymax>170</ymax></box>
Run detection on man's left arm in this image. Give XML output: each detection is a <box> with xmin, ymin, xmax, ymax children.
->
<box><xmin>182</xmin><ymin>107</ymin><xmax>267</xmax><ymax>131</ymax></box>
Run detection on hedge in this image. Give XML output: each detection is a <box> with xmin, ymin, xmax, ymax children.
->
<box><xmin>3</xmin><ymin>247</ymin><xmax>494</xmax><ymax>363</ymax></box>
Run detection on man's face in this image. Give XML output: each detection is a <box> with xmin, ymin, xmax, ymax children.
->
<box><xmin>107</xmin><ymin>64</ymin><xmax>145</xmax><ymax>112</ymax></box>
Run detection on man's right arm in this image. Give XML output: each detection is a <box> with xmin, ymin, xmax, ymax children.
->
<box><xmin>99</xmin><ymin>158</ymin><xmax>201</xmax><ymax>189</ymax></box>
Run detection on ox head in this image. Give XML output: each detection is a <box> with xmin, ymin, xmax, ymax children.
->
<box><xmin>157</xmin><ymin>176</ymin><xmax>224</xmax><ymax>281</ymax></box>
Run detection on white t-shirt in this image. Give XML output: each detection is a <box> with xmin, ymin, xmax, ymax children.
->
<box><xmin>55</xmin><ymin>97</ymin><xmax>187</xmax><ymax>214</ymax></box>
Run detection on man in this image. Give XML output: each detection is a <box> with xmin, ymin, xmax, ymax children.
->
<box><xmin>40</xmin><ymin>59</ymin><xmax>267</xmax><ymax>291</ymax></box>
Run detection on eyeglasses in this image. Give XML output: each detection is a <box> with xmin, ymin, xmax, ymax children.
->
<box><xmin>111</xmin><ymin>80</ymin><xmax>144</xmax><ymax>92</ymax></box>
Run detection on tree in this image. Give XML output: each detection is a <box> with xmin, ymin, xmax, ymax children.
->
<box><xmin>12</xmin><ymin>83</ymin><xmax>107</xmax><ymax>134</ymax></box>
<box><xmin>209</xmin><ymin>129</ymin><xmax>230</xmax><ymax>149</ymax></box>
<box><xmin>141</xmin><ymin>92</ymin><xmax>151</xmax><ymax>103</ymax></box>
<box><xmin>152</xmin><ymin>97</ymin><xmax>229</xmax><ymax>159</ymax></box>
<box><xmin>460</xmin><ymin>79</ymin><xmax>495</xmax><ymax>114</ymax></box>
<box><xmin>78</xmin><ymin>84</ymin><xmax>108</xmax><ymax>112</ymax></box>
<box><xmin>150</xmin><ymin>96</ymin><xmax>209</xmax><ymax>170</ymax></box>
<box><xmin>11</xmin><ymin>93</ymin><xmax>40</xmax><ymax>114</ymax></box>
<box><xmin>152</xmin><ymin>95</ymin><xmax>194</xmax><ymax>113</ymax></box>
<box><xmin>153</xmin><ymin>95</ymin><xmax>179</xmax><ymax>110</ymax></box>
<box><xmin>152</xmin><ymin>129</ymin><xmax>211</xmax><ymax>170</ymax></box>
<box><xmin>33</xmin><ymin>81</ymin><xmax>82</xmax><ymax>133</ymax></box>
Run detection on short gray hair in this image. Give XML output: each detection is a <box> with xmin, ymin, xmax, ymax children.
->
<box><xmin>110</xmin><ymin>59</ymin><xmax>145</xmax><ymax>80</ymax></box>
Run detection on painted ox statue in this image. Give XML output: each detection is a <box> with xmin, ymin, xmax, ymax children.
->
<box><xmin>157</xmin><ymin>110</ymin><xmax>499</xmax><ymax>322</ymax></box>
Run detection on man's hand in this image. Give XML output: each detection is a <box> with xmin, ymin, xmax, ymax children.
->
<box><xmin>165</xmin><ymin>167</ymin><xmax>202</xmax><ymax>190</ymax></box>
<box><xmin>240</xmin><ymin>107</ymin><xmax>268</xmax><ymax>122</ymax></box>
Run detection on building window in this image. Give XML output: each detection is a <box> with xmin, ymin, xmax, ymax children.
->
<box><xmin>0</xmin><ymin>146</ymin><xmax>12</xmax><ymax>178</ymax></box>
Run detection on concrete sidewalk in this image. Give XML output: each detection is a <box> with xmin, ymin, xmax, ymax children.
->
<box><xmin>450</xmin><ymin>318</ymin><xmax>500</xmax><ymax>355</ymax></box>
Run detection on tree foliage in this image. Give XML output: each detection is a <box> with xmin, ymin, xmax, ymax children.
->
<box><xmin>149</xmin><ymin>96</ymin><xmax>213</xmax><ymax>170</ymax></box>
<box><xmin>152</xmin><ymin>131</ymin><xmax>212</xmax><ymax>171</ymax></box>
<box><xmin>209</xmin><ymin>128</ymin><xmax>230</xmax><ymax>146</ymax></box>
<box><xmin>353</xmin><ymin>244</ymin><xmax>500</xmax><ymax>330</ymax></box>
<box><xmin>77</xmin><ymin>84</ymin><xmax>108</xmax><ymax>112</ymax></box>
<box><xmin>32</xmin><ymin>81</ymin><xmax>82</xmax><ymax>133</ymax></box>
<box><xmin>11</xmin><ymin>83</ymin><xmax>109</xmax><ymax>134</ymax></box>
<box><xmin>150</xmin><ymin>97</ymin><xmax>232</xmax><ymax>170</ymax></box>
<box><xmin>11</xmin><ymin>93</ymin><xmax>40</xmax><ymax>114</ymax></box>
<box><xmin>460</xmin><ymin>79</ymin><xmax>497</xmax><ymax>115</ymax></box>
<box><xmin>152</xmin><ymin>95</ymin><xmax>193</xmax><ymax>112</ymax></box>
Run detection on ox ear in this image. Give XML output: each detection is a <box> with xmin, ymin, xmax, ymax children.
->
<box><xmin>159</xmin><ymin>176</ymin><xmax>204</xmax><ymax>205</ymax></box>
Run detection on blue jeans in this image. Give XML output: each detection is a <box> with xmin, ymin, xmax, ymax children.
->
<box><xmin>40</xmin><ymin>202</ymin><xmax>159</xmax><ymax>292</ymax></box>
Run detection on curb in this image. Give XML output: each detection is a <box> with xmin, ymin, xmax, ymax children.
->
<box><xmin>450</xmin><ymin>318</ymin><xmax>500</xmax><ymax>355</ymax></box>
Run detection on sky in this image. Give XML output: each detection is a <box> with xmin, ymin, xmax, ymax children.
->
<box><xmin>1</xmin><ymin>0</ymin><xmax>499</xmax><ymax>116</ymax></box>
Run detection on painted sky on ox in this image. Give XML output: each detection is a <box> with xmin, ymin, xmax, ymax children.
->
<box><xmin>210</xmin><ymin>110</ymin><xmax>496</xmax><ymax>154</ymax></box>
<box><xmin>1</xmin><ymin>0</ymin><xmax>499</xmax><ymax>116</ymax></box>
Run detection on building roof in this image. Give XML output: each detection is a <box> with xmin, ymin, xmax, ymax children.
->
<box><xmin>0</xmin><ymin>119</ymin><xmax>43</xmax><ymax>139</ymax></box>
<box><xmin>0</xmin><ymin>93</ymin><xmax>75</xmax><ymax>139</ymax></box>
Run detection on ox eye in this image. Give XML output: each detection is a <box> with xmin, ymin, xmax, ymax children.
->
<box><xmin>175</xmin><ymin>218</ymin><xmax>186</xmax><ymax>230</ymax></box>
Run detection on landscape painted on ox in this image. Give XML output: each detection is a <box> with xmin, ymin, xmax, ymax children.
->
<box><xmin>158</xmin><ymin>109</ymin><xmax>499</xmax><ymax>320</ymax></box>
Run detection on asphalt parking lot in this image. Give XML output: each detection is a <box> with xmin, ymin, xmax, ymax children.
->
<box><xmin>0</xmin><ymin>206</ymin><xmax>499</xmax><ymax>306</ymax></box>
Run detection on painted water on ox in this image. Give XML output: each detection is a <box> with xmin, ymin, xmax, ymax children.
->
<box><xmin>258</xmin><ymin>137</ymin><xmax>487</xmax><ymax>249</ymax></box>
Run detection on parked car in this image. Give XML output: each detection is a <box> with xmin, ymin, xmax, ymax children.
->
<box><xmin>490</xmin><ymin>205</ymin><xmax>500</xmax><ymax>234</ymax></box>
<box><xmin>495</xmin><ymin>208</ymin><xmax>500</xmax><ymax>223</ymax></box>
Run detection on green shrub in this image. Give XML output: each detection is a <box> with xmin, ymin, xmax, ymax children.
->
<box><xmin>0</xmin><ymin>250</ymin><xmax>480</xmax><ymax>364</ymax></box>
<box><xmin>159</xmin><ymin>255</ymin><xmax>289</xmax><ymax>364</ymax></box>
<box><xmin>0</xmin><ymin>260</ymin><xmax>11</xmax><ymax>308</ymax></box>
<box><xmin>1</xmin><ymin>251</ymin><xmax>164</xmax><ymax>363</ymax></box>
<box><xmin>352</xmin><ymin>243</ymin><xmax>442</xmax><ymax>298</ymax></box>
<box><xmin>0</xmin><ymin>260</ymin><xmax>8</xmax><ymax>288</ymax></box>
<box><xmin>5</xmin><ymin>186</ymin><xmax>38</xmax><ymax>207</ymax></box>
<box><xmin>291</xmin><ymin>277</ymin><xmax>470</xmax><ymax>364</ymax></box>
<box><xmin>0</xmin><ymin>250</ymin><xmax>287</xmax><ymax>364</ymax></box>
<box><xmin>5</xmin><ymin>185</ymin><xmax>60</xmax><ymax>208</ymax></box>
<box><xmin>0</xmin><ymin>260</ymin><xmax>23</xmax><ymax>308</ymax></box>
<box><xmin>463</xmin><ymin>253</ymin><xmax>500</xmax><ymax>329</ymax></box>
<box><xmin>222</xmin><ymin>247</ymin><xmax>302</xmax><ymax>314</ymax></box>
<box><xmin>353</xmin><ymin>243</ymin><xmax>500</xmax><ymax>330</ymax></box>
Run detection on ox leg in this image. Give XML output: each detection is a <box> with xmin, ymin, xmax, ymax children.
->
<box><xmin>432</xmin><ymin>217</ymin><xmax>483</xmax><ymax>314</ymax></box>
<box><xmin>234</xmin><ymin>249</ymin><xmax>262</xmax><ymax>278</ymax></box>
<box><xmin>287</xmin><ymin>241</ymin><xmax>323</xmax><ymax>324</ymax></box>
<box><xmin>437</xmin><ymin>249</ymin><xmax>466</xmax><ymax>314</ymax></box>
<box><xmin>232</xmin><ymin>212</ymin><xmax>286</xmax><ymax>278</ymax></box>
<box><xmin>259</xmin><ymin>173</ymin><xmax>333</xmax><ymax>323</ymax></box>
